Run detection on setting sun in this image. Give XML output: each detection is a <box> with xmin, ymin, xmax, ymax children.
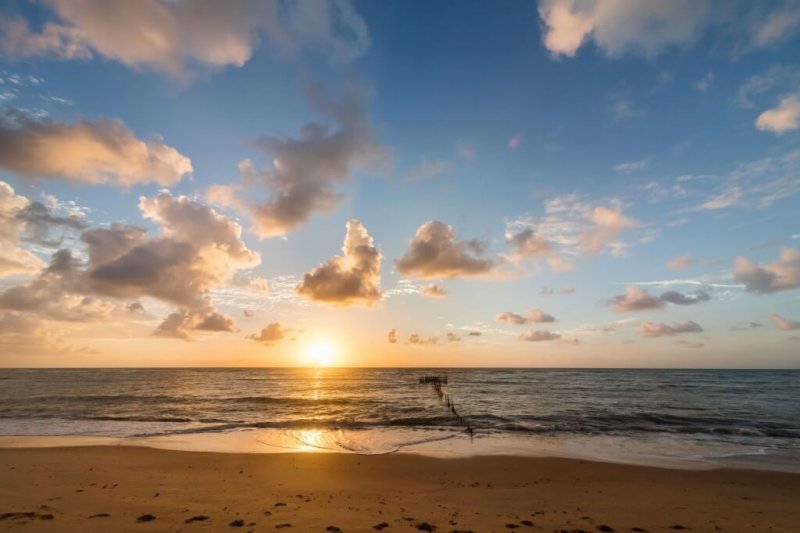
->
<box><xmin>305</xmin><ymin>341</ymin><xmax>336</xmax><ymax>367</ymax></box>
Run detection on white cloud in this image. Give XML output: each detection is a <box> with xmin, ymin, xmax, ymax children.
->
<box><xmin>756</xmin><ymin>93</ymin><xmax>800</xmax><ymax>134</ymax></box>
<box><xmin>538</xmin><ymin>0</ymin><xmax>800</xmax><ymax>58</ymax></box>
<box><xmin>614</xmin><ymin>158</ymin><xmax>649</xmax><ymax>174</ymax></box>
<box><xmin>0</xmin><ymin>109</ymin><xmax>191</xmax><ymax>186</ymax></box>
<box><xmin>0</xmin><ymin>0</ymin><xmax>369</xmax><ymax>77</ymax></box>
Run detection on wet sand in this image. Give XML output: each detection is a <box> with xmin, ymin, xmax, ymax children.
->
<box><xmin>1</xmin><ymin>446</ymin><xmax>799</xmax><ymax>532</ymax></box>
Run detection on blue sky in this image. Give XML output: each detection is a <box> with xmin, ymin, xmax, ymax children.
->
<box><xmin>0</xmin><ymin>0</ymin><xmax>798</xmax><ymax>367</ymax></box>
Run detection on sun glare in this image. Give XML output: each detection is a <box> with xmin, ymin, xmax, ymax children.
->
<box><xmin>306</xmin><ymin>341</ymin><xmax>336</xmax><ymax>367</ymax></box>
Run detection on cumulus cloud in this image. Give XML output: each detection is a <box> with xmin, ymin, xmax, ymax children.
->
<box><xmin>0</xmin><ymin>249</ymin><xmax>115</xmax><ymax>322</ymax></box>
<box><xmin>0</xmin><ymin>0</ymin><xmax>370</xmax><ymax>77</ymax></box>
<box><xmin>733</xmin><ymin>248</ymin><xmax>800</xmax><ymax>293</ymax></box>
<box><xmin>155</xmin><ymin>305</ymin><xmax>237</xmax><ymax>340</ymax></box>
<box><xmin>660</xmin><ymin>290</ymin><xmax>711</xmax><ymax>305</ymax></box>
<box><xmin>769</xmin><ymin>313</ymin><xmax>800</xmax><ymax>330</ymax></box>
<box><xmin>296</xmin><ymin>219</ymin><xmax>381</xmax><ymax>306</ymax></box>
<box><xmin>610</xmin><ymin>286</ymin><xmax>665</xmax><ymax>312</ymax></box>
<box><xmin>387</xmin><ymin>328</ymin><xmax>398</xmax><ymax>344</ymax></box>
<box><xmin>209</xmin><ymin>81</ymin><xmax>387</xmax><ymax>237</ymax></box>
<box><xmin>396</xmin><ymin>221</ymin><xmax>501</xmax><ymax>279</ymax></box>
<box><xmin>538</xmin><ymin>0</ymin><xmax>800</xmax><ymax>58</ymax></box>
<box><xmin>756</xmin><ymin>93</ymin><xmax>800</xmax><ymax>134</ymax></box>
<box><xmin>0</xmin><ymin>109</ymin><xmax>191</xmax><ymax>186</ymax></box>
<box><xmin>666</xmin><ymin>254</ymin><xmax>695</xmax><ymax>270</ymax></box>
<box><xmin>518</xmin><ymin>329</ymin><xmax>561</xmax><ymax>342</ymax></box>
<box><xmin>248</xmin><ymin>322</ymin><xmax>287</xmax><ymax>345</ymax></box>
<box><xmin>640</xmin><ymin>320</ymin><xmax>703</xmax><ymax>337</ymax></box>
<box><xmin>506</xmin><ymin>195</ymin><xmax>639</xmax><ymax>271</ymax></box>
<box><xmin>86</xmin><ymin>192</ymin><xmax>259</xmax><ymax>310</ymax></box>
<box><xmin>420</xmin><ymin>284</ymin><xmax>447</xmax><ymax>298</ymax></box>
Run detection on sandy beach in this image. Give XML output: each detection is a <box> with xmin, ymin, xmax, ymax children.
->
<box><xmin>1</xmin><ymin>447</ymin><xmax>799</xmax><ymax>532</ymax></box>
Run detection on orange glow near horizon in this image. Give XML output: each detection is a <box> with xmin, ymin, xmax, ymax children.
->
<box><xmin>305</xmin><ymin>340</ymin><xmax>337</xmax><ymax>367</ymax></box>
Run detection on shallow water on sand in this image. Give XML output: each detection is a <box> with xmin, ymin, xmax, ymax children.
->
<box><xmin>1</xmin><ymin>368</ymin><xmax>798</xmax><ymax>471</ymax></box>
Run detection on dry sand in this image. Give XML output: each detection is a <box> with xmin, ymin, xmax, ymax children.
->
<box><xmin>1</xmin><ymin>446</ymin><xmax>799</xmax><ymax>532</ymax></box>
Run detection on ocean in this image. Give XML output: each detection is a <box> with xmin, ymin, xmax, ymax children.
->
<box><xmin>1</xmin><ymin>368</ymin><xmax>798</xmax><ymax>471</ymax></box>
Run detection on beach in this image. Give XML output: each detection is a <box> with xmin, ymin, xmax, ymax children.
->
<box><xmin>2</xmin><ymin>446</ymin><xmax>799</xmax><ymax>532</ymax></box>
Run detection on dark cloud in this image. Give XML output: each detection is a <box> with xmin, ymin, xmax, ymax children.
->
<box><xmin>126</xmin><ymin>302</ymin><xmax>145</xmax><ymax>314</ymax></box>
<box><xmin>497</xmin><ymin>312</ymin><xmax>528</xmax><ymax>325</ymax></box>
<box><xmin>396</xmin><ymin>220</ymin><xmax>501</xmax><ymax>279</ymax></box>
<box><xmin>468</xmin><ymin>331</ymin><xmax>482</xmax><ymax>336</ymax></box>
<box><xmin>209</xmin><ymin>81</ymin><xmax>387</xmax><ymax>237</ymax></box>
<box><xmin>610</xmin><ymin>286</ymin><xmax>665</xmax><ymax>312</ymax></box>
<box><xmin>296</xmin><ymin>219</ymin><xmax>381</xmax><ymax>307</ymax></box>
<box><xmin>734</xmin><ymin>248</ymin><xmax>800</xmax><ymax>293</ymax></box>
<box><xmin>518</xmin><ymin>330</ymin><xmax>561</xmax><ymax>342</ymax></box>
<box><xmin>387</xmin><ymin>328</ymin><xmax>398</xmax><ymax>344</ymax></box>
<box><xmin>248</xmin><ymin>322</ymin><xmax>287</xmax><ymax>345</ymax></box>
<box><xmin>408</xmin><ymin>333</ymin><xmax>439</xmax><ymax>345</ymax></box>
<box><xmin>155</xmin><ymin>305</ymin><xmax>237</xmax><ymax>340</ymax></box>
<box><xmin>0</xmin><ymin>109</ymin><xmax>191</xmax><ymax>186</ymax></box>
<box><xmin>640</xmin><ymin>320</ymin><xmax>703</xmax><ymax>337</ymax></box>
<box><xmin>660</xmin><ymin>290</ymin><xmax>711</xmax><ymax>305</ymax></box>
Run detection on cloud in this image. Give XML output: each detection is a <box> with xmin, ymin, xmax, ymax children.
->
<box><xmin>756</xmin><ymin>93</ymin><xmax>800</xmax><ymax>134</ymax></box>
<box><xmin>421</xmin><ymin>284</ymin><xmax>447</xmax><ymax>298</ymax></box>
<box><xmin>497</xmin><ymin>312</ymin><xmax>528</xmax><ymax>325</ymax></box>
<box><xmin>0</xmin><ymin>181</ymin><xmax>45</xmax><ymax>277</ymax></box>
<box><xmin>0</xmin><ymin>249</ymin><xmax>116</xmax><ymax>322</ymax></box>
<box><xmin>666</xmin><ymin>254</ymin><xmax>695</xmax><ymax>270</ymax></box>
<box><xmin>611</xmin><ymin>98</ymin><xmax>642</xmax><ymax>121</ymax></box>
<box><xmin>538</xmin><ymin>0</ymin><xmax>800</xmax><ymax>58</ymax></box>
<box><xmin>155</xmin><ymin>305</ymin><xmax>237</xmax><ymax>340</ymax></box>
<box><xmin>737</xmin><ymin>66</ymin><xmax>800</xmax><ymax>108</ymax></box>
<box><xmin>447</xmin><ymin>332</ymin><xmax>462</xmax><ymax>342</ymax></box>
<box><xmin>660</xmin><ymin>290</ymin><xmax>711</xmax><ymax>305</ymax></box>
<box><xmin>395</xmin><ymin>220</ymin><xmax>501</xmax><ymax>279</ymax></box>
<box><xmin>734</xmin><ymin>248</ymin><xmax>800</xmax><ymax>293</ymax></box>
<box><xmin>506</xmin><ymin>195</ymin><xmax>639</xmax><ymax>269</ymax></box>
<box><xmin>86</xmin><ymin>192</ymin><xmax>259</xmax><ymax>310</ymax></box>
<box><xmin>387</xmin><ymin>328</ymin><xmax>398</xmax><ymax>344</ymax></box>
<box><xmin>408</xmin><ymin>333</ymin><xmax>439</xmax><ymax>345</ymax></box>
<box><xmin>0</xmin><ymin>0</ymin><xmax>369</xmax><ymax>77</ymax></box>
<box><xmin>518</xmin><ymin>329</ymin><xmax>561</xmax><ymax>342</ymax></box>
<box><xmin>499</xmin><ymin>308</ymin><xmax>557</xmax><ymax>324</ymax></box>
<box><xmin>640</xmin><ymin>320</ymin><xmax>703</xmax><ymax>337</ymax></box>
<box><xmin>0</xmin><ymin>109</ymin><xmax>191</xmax><ymax>186</ymax></box>
<box><xmin>248</xmin><ymin>322</ymin><xmax>287</xmax><ymax>345</ymax></box>
<box><xmin>209</xmin><ymin>80</ymin><xmax>387</xmax><ymax>238</ymax></box>
<box><xmin>296</xmin><ymin>219</ymin><xmax>381</xmax><ymax>306</ymax></box>
<box><xmin>769</xmin><ymin>313</ymin><xmax>800</xmax><ymax>330</ymax></box>
<box><xmin>507</xmin><ymin>135</ymin><xmax>523</xmax><ymax>149</ymax></box>
<box><xmin>406</xmin><ymin>157</ymin><xmax>450</xmax><ymax>181</ymax></box>
<box><xmin>610</xmin><ymin>286</ymin><xmax>665</xmax><ymax>312</ymax></box>
<box><xmin>695</xmin><ymin>72</ymin><xmax>714</xmax><ymax>93</ymax></box>
<box><xmin>614</xmin><ymin>158</ymin><xmax>649</xmax><ymax>174</ymax></box>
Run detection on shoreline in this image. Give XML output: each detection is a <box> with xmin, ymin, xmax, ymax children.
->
<box><xmin>1</xmin><ymin>428</ymin><xmax>798</xmax><ymax>475</ymax></box>
<box><xmin>1</xmin><ymin>446</ymin><xmax>799</xmax><ymax>532</ymax></box>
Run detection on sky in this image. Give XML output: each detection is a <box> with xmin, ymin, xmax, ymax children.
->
<box><xmin>0</xmin><ymin>0</ymin><xmax>799</xmax><ymax>368</ymax></box>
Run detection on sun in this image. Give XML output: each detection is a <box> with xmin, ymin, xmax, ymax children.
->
<box><xmin>306</xmin><ymin>340</ymin><xmax>336</xmax><ymax>367</ymax></box>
